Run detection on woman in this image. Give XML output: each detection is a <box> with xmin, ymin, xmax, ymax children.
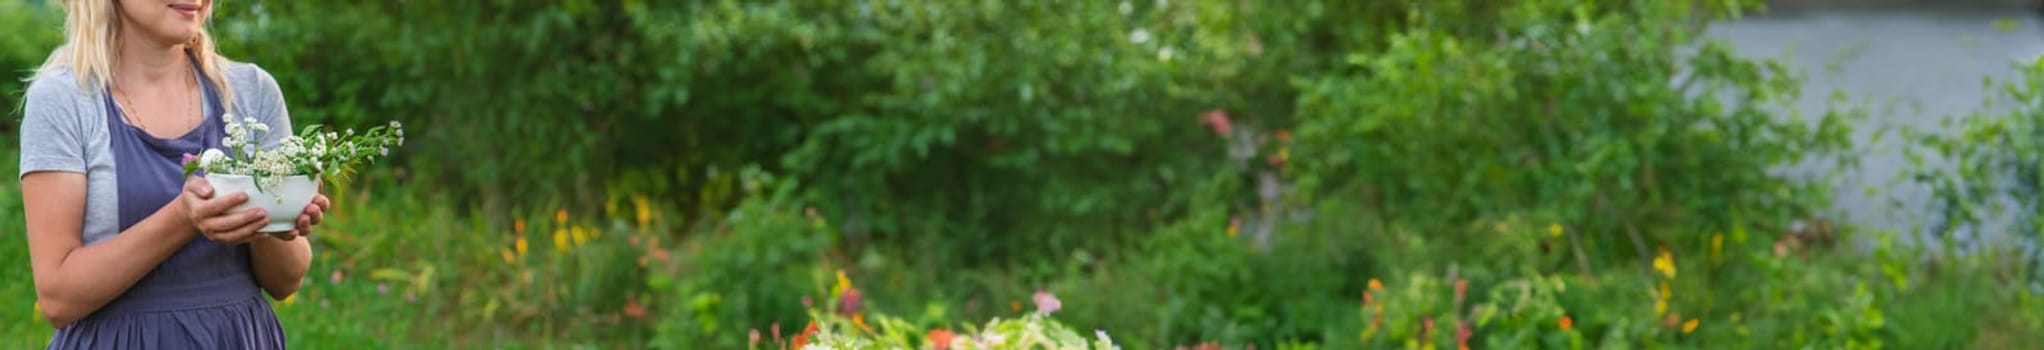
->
<box><xmin>18</xmin><ymin>0</ymin><xmax>327</xmax><ymax>348</ymax></box>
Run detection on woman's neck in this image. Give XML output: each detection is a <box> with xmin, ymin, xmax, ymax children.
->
<box><xmin>112</xmin><ymin>36</ymin><xmax>191</xmax><ymax>87</ymax></box>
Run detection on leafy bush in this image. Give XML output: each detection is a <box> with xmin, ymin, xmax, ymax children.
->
<box><xmin>9</xmin><ymin>0</ymin><xmax>2044</xmax><ymax>348</ymax></box>
<box><xmin>2</xmin><ymin>0</ymin><xmax>60</xmax><ymax>123</ymax></box>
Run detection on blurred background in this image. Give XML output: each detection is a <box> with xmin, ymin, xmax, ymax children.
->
<box><xmin>7</xmin><ymin>0</ymin><xmax>2044</xmax><ymax>348</ymax></box>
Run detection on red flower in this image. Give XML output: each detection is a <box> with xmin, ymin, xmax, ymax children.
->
<box><xmin>1455</xmin><ymin>322</ymin><xmax>1472</xmax><ymax>349</ymax></box>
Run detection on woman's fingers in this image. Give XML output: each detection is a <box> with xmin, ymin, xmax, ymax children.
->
<box><xmin>183</xmin><ymin>176</ymin><xmax>214</xmax><ymax>200</ymax></box>
<box><xmin>295</xmin><ymin>214</ymin><xmax>316</xmax><ymax>236</ymax></box>
<box><xmin>217</xmin><ymin>216</ymin><xmax>270</xmax><ymax>244</ymax></box>
<box><xmin>307</xmin><ymin>195</ymin><xmax>331</xmax><ymax>226</ymax></box>
<box><xmin>302</xmin><ymin>202</ymin><xmax>325</xmax><ymax>226</ymax></box>
<box><xmin>199</xmin><ymin>208</ymin><xmax>266</xmax><ymax>238</ymax></box>
<box><xmin>190</xmin><ymin>192</ymin><xmax>249</xmax><ymax>219</ymax></box>
<box><xmin>269</xmin><ymin>230</ymin><xmax>300</xmax><ymax>241</ymax></box>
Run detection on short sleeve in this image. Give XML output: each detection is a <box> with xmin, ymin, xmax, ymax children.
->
<box><xmin>19</xmin><ymin>76</ymin><xmax>88</xmax><ymax>179</ymax></box>
<box><xmin>239</xmin><ymin>65</ymin><xmax>292</xmax><ymax>148</ymax></box>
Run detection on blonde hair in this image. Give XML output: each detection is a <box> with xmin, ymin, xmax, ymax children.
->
<box><xmin>34</xmin><ymin>0</ymin><xmax>234</xmax><ymax>106</ymax></box>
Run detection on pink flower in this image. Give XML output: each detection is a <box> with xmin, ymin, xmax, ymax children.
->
<box><xmin>181</xmin><ymin>153</ymin><xmax>199</xmax><ymax>165</ymax></box>
<box><xmin>838</xmin><ymin>288</ymin><xmax>864</xmax><ymax>316</ymax></box>
<box><xmin>1032</xmin><ymin>290</ymin><xmax>1062</xmax><ymax>315</ymax></box>
<box><xmin>1201</xmin><ymin>110</ymin><xmax>1232</xmax><ymax>137</ymax></box>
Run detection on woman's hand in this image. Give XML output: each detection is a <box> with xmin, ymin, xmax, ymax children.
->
<box><xmin>180</xmin><ymin>176</ymin><xmax>267</xmax><ymax>244</ymax></box>
<box><xmin>269</xmin><ymin>194</ymin><xmax>330</xmax><ymax>241</ymax></box>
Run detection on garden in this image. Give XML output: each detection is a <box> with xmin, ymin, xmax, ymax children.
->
<box><xmin>7</xmin><ymin>0</ymin><xmax>2044</xmax><ymax>348</ymax></box>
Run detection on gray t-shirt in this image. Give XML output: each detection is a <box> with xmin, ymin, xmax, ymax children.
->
<box><xmin>18</xmin><ymin>61</ymin><xmax>292</xmax><ymax>245</ymax></box>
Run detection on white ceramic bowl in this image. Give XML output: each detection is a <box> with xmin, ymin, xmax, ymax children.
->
<box><xmin>205</xmin><ymin>173</ymin><xmax>318</xmax><ymax>233</ymax></box>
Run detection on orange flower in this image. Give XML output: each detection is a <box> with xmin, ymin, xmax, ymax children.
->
<box><xmin>623</xmin><ymin>297</ymin><xmax>647</xmax><ymax>320</ymax></box>
<box><xmin>514</xmin><ymin>218</ymin><xmax>527</xmax><ymax>233</ymax></box>
<box><xmin>1682</xmin><ymin>318</ymin><xmax>1700</xmax><ymax>333</ymax></box>
<box><xmin>1454</xmin><ymin>280</ymin><xmax>1468</xmax><ymax>301</ymax></box>
<box><xmin>927</xmin><ymin>329</ymin><xmax>956</xmax><ymax>350</ymax></box>
<box><xmin>555</xmin><ymin>209</ymin><xmax>569</xmax><ymax>223</ymax></box>
<box><xmin>1369</xmin><ymin>278</ymin><xmax>1384</xmax><ymax>291</ymax></box>
<box><xmin>1560</xmin><ymin>316</ymin><xmax>1574</xmax><ymax>330</ymax></box>
<box><xmin>793</xmin><ymin>322</ymin><xmax>817</xmax><ymax>348</ymax></box>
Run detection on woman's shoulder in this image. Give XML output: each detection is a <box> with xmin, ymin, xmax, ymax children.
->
<box><xmin>23</xmin><ymin>67</ymin><xmax>93</xmax><ymax>106</ymax></box>
<box><xmin>221</xmin><ymin>60</ymin><xmax>282</xmax><ymax>97</ymax></box>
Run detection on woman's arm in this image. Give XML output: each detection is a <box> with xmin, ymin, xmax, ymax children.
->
<box><xmin>249</xmin><ymin>231</ymin><xmax>312</xmax><ymax>300</ymax></box>
<box><xmin>21</xmin><ymin>174</ymin><xmax>257</xmax><ymax>327</ymax></box>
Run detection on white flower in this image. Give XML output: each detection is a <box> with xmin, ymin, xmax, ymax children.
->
<box><xmin>1128</xmin><ymin>28</ymin><xmax>1151</xmax><ymax>44</ymax></box>
<box><xmin>199</xmin><ymin>149</ymin><xmax>227</xmax><ymax>168</ymax></box>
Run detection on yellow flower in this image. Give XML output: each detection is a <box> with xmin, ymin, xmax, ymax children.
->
<box><xmin>1682</xmin><ymin>318</ymin><xmax>1700</xmax><ymax>333</ymax></box>
<box><xmin>1226</xmin><ymin>217</ymin><xmax>1240</xmax><ymax>238</ymax></box>
<box><xmin>1711</xmin><ymin>233</ymin><xmax>1724</xmax><ymax>260</ymax></box>
<box><xmin>1369</xmin><ymin>278</ymin><xmax>1384</xmax><ymax>291</ymax></box>
<box><xmin>280</xmin><ymin>294</ymin><xmax>296</xmax><ymax>306</ymax></box>
<box><xmin>1653</xmin><ymin>249</ymin><xmax>1677</xmax><ymax>278</ymax></box>
<box><xmin>835</xmin><ymin>270</ymin><xmax>853</xmax><ymax>296</ymax></box>
<box><xmin>633</xmin><ymin>195</ymin><xmax>653</xmax><ymax>229</ymax></box>
<box><xmin>515</xmin><ymin>236</ymin><xmax>529</xmax><ymax>256</ymax></box>
<box><xmin>502</xmin><ymin>249</ymin><xmax>517</xmax><ymax>263</ymax></box>
<box><xmin>32</xmin><ymin>300</ymin><xmax>40</xmax><ymax>316</ymax></box>
<box><xmin>1549</xmin><ymin>223</ymin><xmax>1564</xmax><ymax>237</ymax></box>
<box><xmin>1655</xmin><ymin>281</ymin><xmax>1672</xmax><ymax>315</ymax></box>
<box><xmin>553</xmin><ymin>229</ymin><xmax>569</xmax><ymax>252</ymax></box>
<box><xmin>570</xmin><ymin>226</ymin><xmax>588</xmax><ymax>246</ymax></box>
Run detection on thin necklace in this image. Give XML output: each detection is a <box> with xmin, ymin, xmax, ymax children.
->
<box><xmin>113</xmin><ymin>71</ymin><xmax>199</xmax><ymax>137</ymax></box>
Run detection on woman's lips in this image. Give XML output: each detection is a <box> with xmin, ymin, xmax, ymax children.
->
<box><xmin>170</xmin><ymin>3</ymin><xmax>201</xmax><ymax>17</ymax></box>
